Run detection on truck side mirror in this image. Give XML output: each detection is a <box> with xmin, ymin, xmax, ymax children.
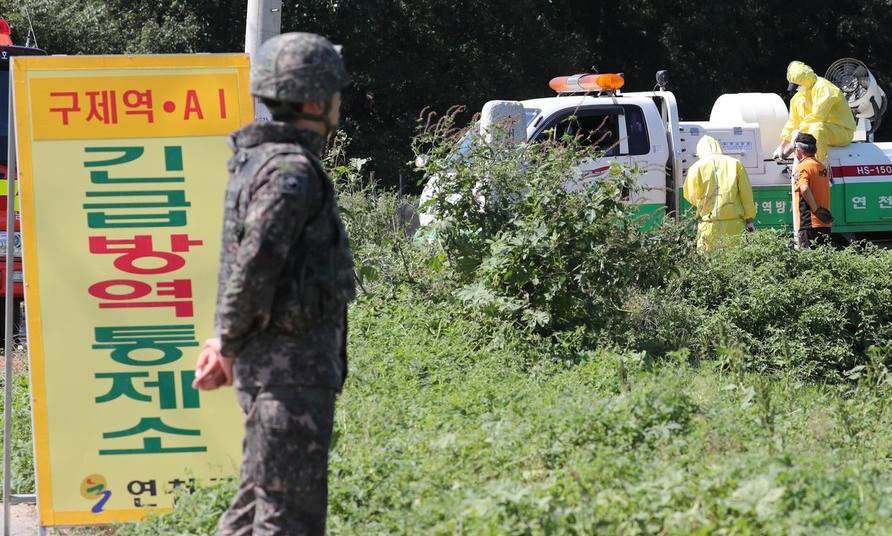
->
<box><xmin>655</xmin><ymin>70</ymin><xmax>669</xmax><ymax>90</ymax></box>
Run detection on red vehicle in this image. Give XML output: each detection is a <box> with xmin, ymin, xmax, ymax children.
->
<box><xmin>1</xmin><ymin>19</ymin><xmax>45</xmax><ymax>340</ymax></box>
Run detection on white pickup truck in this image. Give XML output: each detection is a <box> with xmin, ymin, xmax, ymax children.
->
<box><xmin>420</xmin><ymin>63</ymin><xmax>892</xmax><ymax>241</ymax></box>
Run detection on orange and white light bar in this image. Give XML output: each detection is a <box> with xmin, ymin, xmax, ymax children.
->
<box><xmin>549</xmin><ymin>73</ymin><xmax>625</xmax><ymax>93</ymax></box>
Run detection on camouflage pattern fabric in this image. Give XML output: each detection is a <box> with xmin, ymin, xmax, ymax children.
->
<box><xmin>217</xmin><ymin>386</ymin><xmax>337</xmax><ymax>536</ymax></box>
<box><xmin>251</xmin><ymin>32</ymin><xmax>351</xmax><ymax>104</ymax></box>
<box><xmin>215</xmin><ymin>120</ymin><xmax>356</xmax><ymax>390</ymax></box>
<box><xmin>214</xmin><ymin>119</ymin><xmax>355</xmax><ymax>534</ymax></box>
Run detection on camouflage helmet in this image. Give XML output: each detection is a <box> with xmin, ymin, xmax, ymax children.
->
<box><xmin>251</xmin><ymin>32</ymin><xmax>351</xmax><ymax>104</ymax></box>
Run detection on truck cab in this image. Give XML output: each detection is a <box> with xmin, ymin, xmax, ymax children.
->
<box><xmin>522</xmin><ymin>94</ymin><xmax>671</xmax><ymax>222</ymax></box>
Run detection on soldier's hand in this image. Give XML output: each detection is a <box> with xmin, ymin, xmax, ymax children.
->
<box><xmin>193</xmin><ymin>338</ymin><xmax>234</xmax><ymax>390</ymax></box>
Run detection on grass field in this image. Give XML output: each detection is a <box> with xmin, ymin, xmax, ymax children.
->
<box><xmin>114</xmin><ymin>287</ymin><xmax>892</xmax><ymax>535</ymax></box>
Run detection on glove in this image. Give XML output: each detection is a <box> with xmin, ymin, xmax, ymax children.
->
<box><xmin>746</xmin><ymin>222</ymin><xmax>755</xmax><ymax>232</ymax></box>
<box><xmin>773</xmin><ymin>140</ymin><xmax>794</xmax><ymax>161</ymax></box>
<box><xmin>814</xmin><ymin>207</ymin><xmax>834</xmax><ymax>224</ymax></box>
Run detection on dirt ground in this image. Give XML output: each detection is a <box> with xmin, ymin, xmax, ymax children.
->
<box><xmin>1</xmin><ymin>503</ymin><xmax>38</xmax><ymax>535</ymax></box>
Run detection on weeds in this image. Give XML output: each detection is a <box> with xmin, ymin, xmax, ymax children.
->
<box><xmin>0</xmin><ymin>352</ymin><xmax>35</xmax><ymax>493</ymax></box>
<box><xmin>415</xmin><ymin>113</ymin><xmax>692</xmax><ymax>340</ymax></box>
<box><xmin>11</xmin><ymin>123</ymin><xmax>892</xmax><ymax>534</ymax></box>
<box><xmin>115</xmin><ymin>287</ymin><xmax>892</xmax><ymax>535</ymax></box>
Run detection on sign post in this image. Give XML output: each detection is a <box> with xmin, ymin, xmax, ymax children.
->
<box><xmin>11</xmin><ymin>54</ymin><xmax>251</xmax><ymax>528</ymax></box>
<box><xmin>3</xmin><ymin>65</ymin><xmax>16</xmax><ymax>536</ymax></box>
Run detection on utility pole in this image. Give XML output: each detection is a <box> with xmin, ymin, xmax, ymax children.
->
<box><xmin>245</xmin><ymin>0</ymin><xmax>284</xmax><ymax>120</ymax></box>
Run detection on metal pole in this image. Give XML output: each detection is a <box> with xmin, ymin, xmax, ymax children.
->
<box><xmin>245</xmin><ymin>0</ymin><xmax>283</xmax><ymax>120</ymax></box>
<box><xmin>3</xmin><ymin>60</ymin><xmax>18</xmax><ymax>536</ymax></box>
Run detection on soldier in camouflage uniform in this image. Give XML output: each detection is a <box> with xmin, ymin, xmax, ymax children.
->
<box><xmin>192</xmin><ymin>32</ymin><xmax>356</xmax><ymax>536</ymax></box>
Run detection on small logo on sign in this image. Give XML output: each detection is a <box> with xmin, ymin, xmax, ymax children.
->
<box><xmin>80</xmin><ymin>474</ymin><xmax>112</xmax><ymax>513</ymax></box>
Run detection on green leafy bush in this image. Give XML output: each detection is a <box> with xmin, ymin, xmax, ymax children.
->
<box><xmin>326</xmin><ymin>132</ymin><xmax>446</xmax><ymax>296</ymax></box>
<box><xmin>413</xmin><ymin>113</ymin><xmax>692</xmax><ymax>338</ymax></box>
<box><xmin>412</xmin><ymin>114</ymin><xmax>892</xmax><ymax>381</ymax></box>
<box><xmin>0</xmin><ymin>357</ymin><xmax>35</xmax><ymax>494</ymax></box>
<box><xmin>622</xmin><ymin>231</ymin><xmax>892</xmax><ymax>380</ymax></box>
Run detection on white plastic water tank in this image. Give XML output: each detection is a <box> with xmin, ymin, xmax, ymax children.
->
<box><xmin>710</xmin><ymin>93</ymin><xmax>789</xmax><ymax>158</ymax></box>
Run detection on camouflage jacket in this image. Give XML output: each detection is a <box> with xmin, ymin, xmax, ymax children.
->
<box><xmin>215</xmin><ymin>121</ymin><xmax>356</xmax><ymax>389</ymax></box>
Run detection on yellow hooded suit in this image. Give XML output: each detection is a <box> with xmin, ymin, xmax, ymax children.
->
<box><xmin>782</xmin><ymin>61</ymin><xmax>856</xmax><ymax>163</ymax></box>
<box><xmin>684</xmin><ymin>136</ymin><xmax>757</xmax><ymax>251</ymax></box>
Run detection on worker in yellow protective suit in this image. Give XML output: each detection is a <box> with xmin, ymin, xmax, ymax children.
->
<box><xmin>774</xmin><ymin>61</ymin><xmax>856</xmax><ymax>164</ymax></box>
<box><xmin>775</xmin><ymin>86</ymin><xmax>809</xmax><ymax>157</ymax></box>
<box><xmin>684</xmin><ymin>136</ymin><xmax>757</xmax><ymax>251</ymax></box>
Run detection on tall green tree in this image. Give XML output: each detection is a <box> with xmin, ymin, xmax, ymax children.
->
<box><xmin>0</xmin><ymin>0</ymin><xmax>243</xmax><ymax>54</ymax></box>
<box><xmin>5</xmin><ymin>0</ymin><xmax>892</xmax><ymax>188</ymax></box>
